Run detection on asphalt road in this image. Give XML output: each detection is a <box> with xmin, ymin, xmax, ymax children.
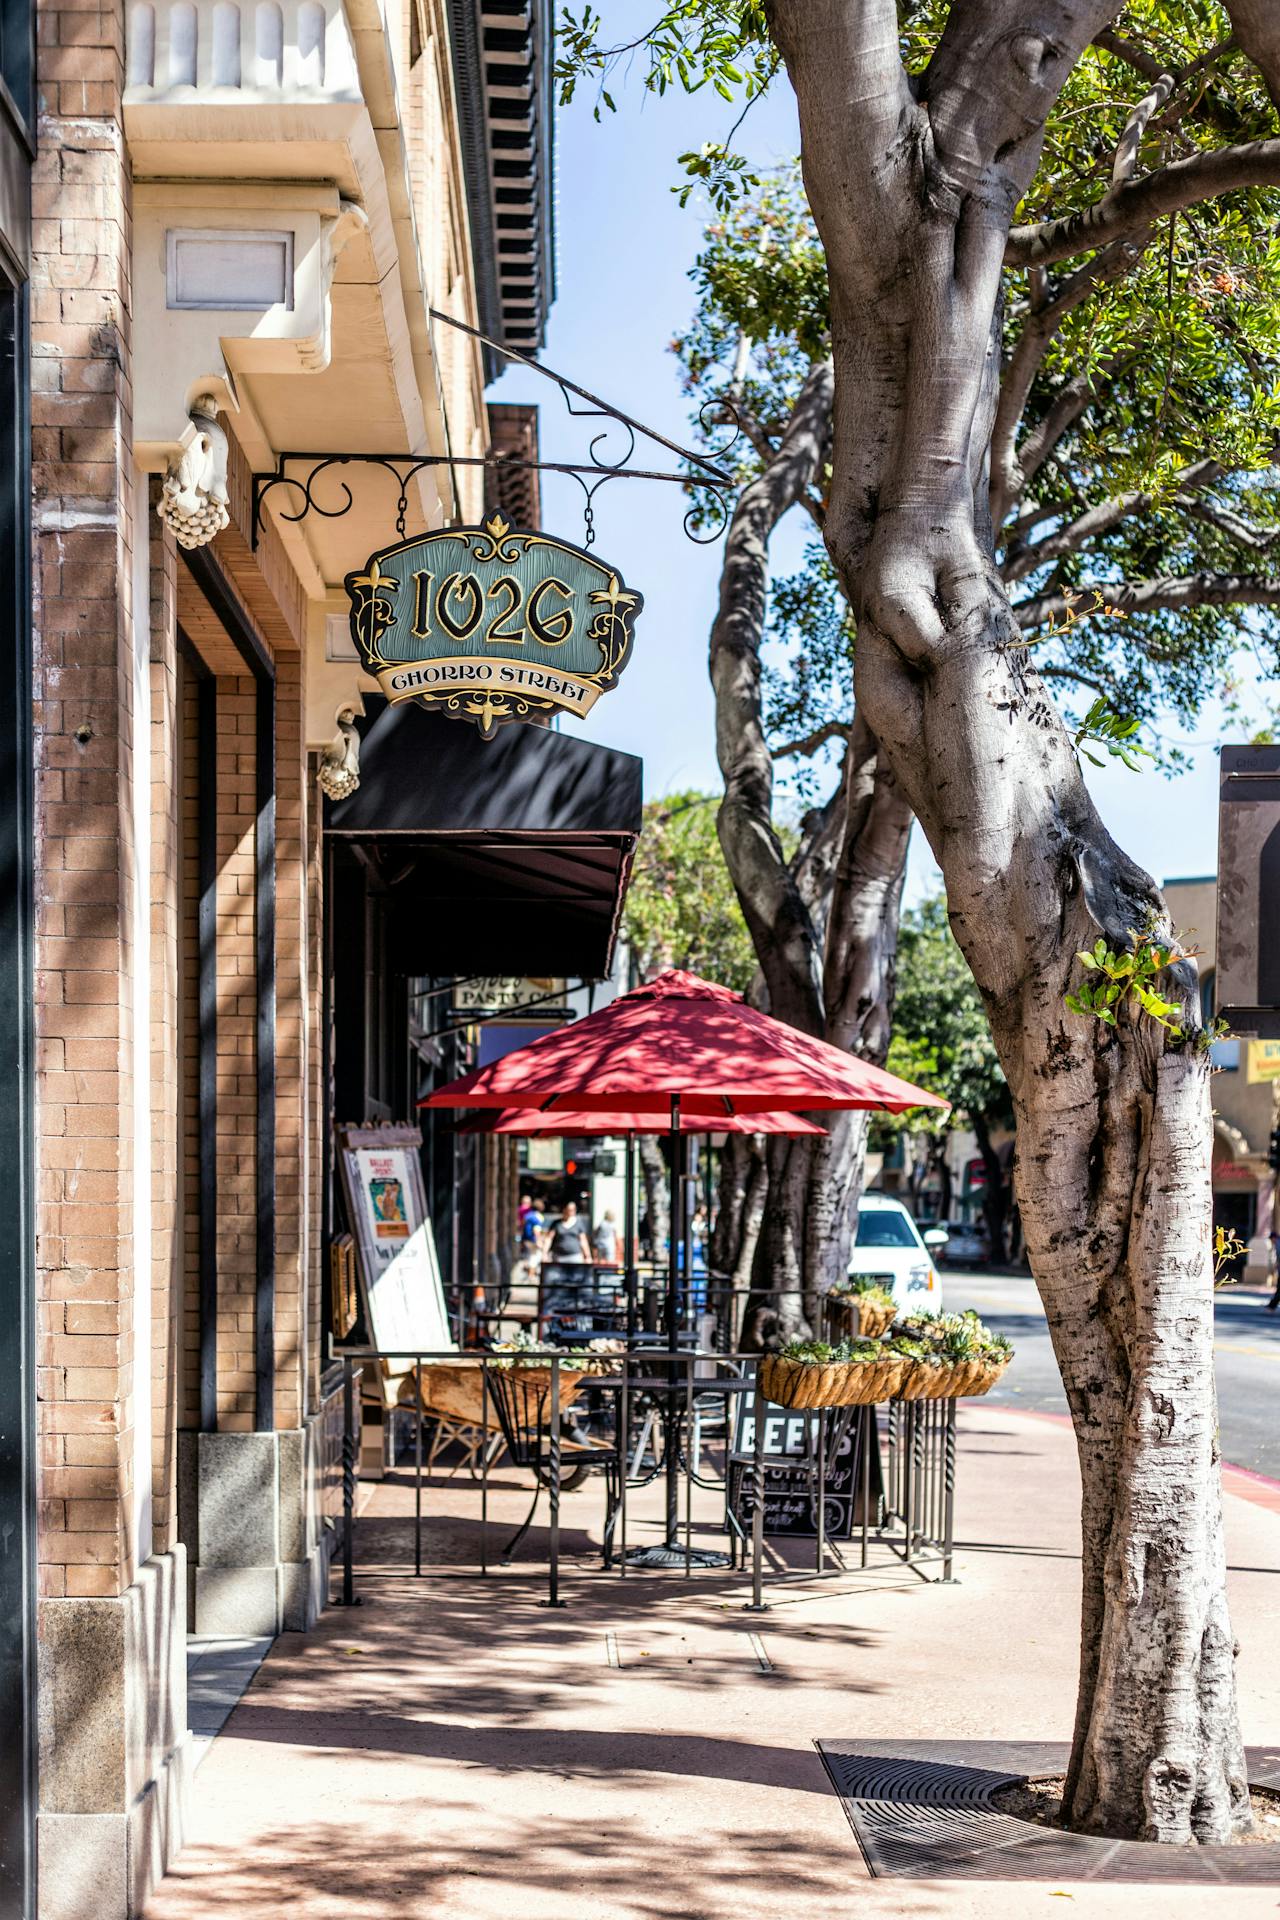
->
<box><xmin>942</xmin><ymin>1264</ymin><xmax>1280</xmax><ymax>1481</ymax></box>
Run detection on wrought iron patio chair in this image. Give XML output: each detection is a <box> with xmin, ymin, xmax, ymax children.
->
<box><xmin>484</xmin><ymin>1361</ymin><xmax>622</xmax><ymax>1567</ymax></box>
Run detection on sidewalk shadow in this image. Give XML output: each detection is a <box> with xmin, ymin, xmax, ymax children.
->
<box><xmin>143</xmin><ymin>1810</ymin><xmax>955</xmax><ymax>1920</ymax></box>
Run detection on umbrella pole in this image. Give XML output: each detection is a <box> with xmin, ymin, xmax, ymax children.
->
<box><xmin>626</xmin><ymin>1095</ymin><xmax>731</xmax><ymax>1571</ymax></box>
<box><xmin>624</xmin><ymin>1132</ymin><xmax>638</xmax><ymax>1344</ymax></box>
<box><xmin>665</xmin><ymin>1093</ymin><xmax>682</xmax><ymax>1544</ymax></box>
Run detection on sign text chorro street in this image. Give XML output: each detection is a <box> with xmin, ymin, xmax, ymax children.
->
<box><xmin>345</xmin><ymin>514</ymin><xmax>643</xmax><ymax>737</ymax></box>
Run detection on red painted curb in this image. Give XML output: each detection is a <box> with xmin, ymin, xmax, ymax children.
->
<box><xmin>966</xmin><ymin>1404</ymin><xmax>1280</xmax><ymax>1509</ymax></box>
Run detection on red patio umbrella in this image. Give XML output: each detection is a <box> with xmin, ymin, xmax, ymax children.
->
<box><xmin>422</xmin><ymin>969</ymin><xmax>948</xmax><ymax>1115</ymax></box>
<box><xmin>457</xmin><ymin>1107</ymin><xmax>827</xmax><ymax>1136</ymax></box>
<box><xmin>461</xmin><ymin>1106</ymin><xmax>827</xmax><ymax>1381</ymax></box>
<box><xmin>424</xmin><ymin>971</ymin><xmax>944</xmax><ymax>1567</ymax></box>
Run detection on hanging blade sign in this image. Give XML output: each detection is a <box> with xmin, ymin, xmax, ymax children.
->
<box><xmin>345</xmin><ymin>514</ymin><xmax>643</xmax><ymax>738</ymax></box>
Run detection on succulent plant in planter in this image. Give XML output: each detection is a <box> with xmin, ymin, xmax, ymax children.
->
<box><xmin>888</xmin><ymin>1310</ymin><xmax>1013</xmax><ymax>1398</ymax></box>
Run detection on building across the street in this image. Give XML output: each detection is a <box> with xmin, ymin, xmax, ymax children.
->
<box><xmin>7</xmin><ymin>2</ymin><xmax>642</xmax><ymax>1914</ymax></box>
<box><xmin>1165</xmin><ymin>875</ymin><xmax>1278</xmax><ymax>1285</ymax></box>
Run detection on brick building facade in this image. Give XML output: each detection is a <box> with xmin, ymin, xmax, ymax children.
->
<box><xmin>22</xmin><ymin>0</ymin><xmax>559</xmax><ymax>1912</ymax></box>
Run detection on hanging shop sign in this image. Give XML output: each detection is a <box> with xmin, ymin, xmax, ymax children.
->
<box><xmin>451</xmin><ymin>975</ymin><xmax>568</xmax><ymax>1019</ymax></box>
<box><xmin>345</xmin><ymin>514</ymin><xmax>643</xmax><ymax>738</ymax></box>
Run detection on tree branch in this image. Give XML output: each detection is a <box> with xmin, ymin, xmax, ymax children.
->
<box><xmin>773</xmin><ymin>718</ymin><xmax>850</xmax><ymax>760</ymax></box>
<box><xmin>1002</xmin><ymin>459</ymin><xmax>1219</xmax><ymax>583</ymax></box>
<box><xmin>1112</xmin><ymin>72</ymin><xmax>1176</xmax><ymax>188</ymax></box>
<box><xmin>710</xmin><ymin>356</ymin><xmax>836</xmax><ymax>1030</ymax></box>
<box><xmin>1016</xmin><ymin>572</ymin><xmax>1280</xmax><ymax>628</ymax></box>
<box><xmin>1013</xmin><ymin>348</ymin><xmax>1137</xmax><ymax>495</ymax></box>
<box><xmin>1040</xmin><ymin>663</ymin><xmax>1114</xmax><ymax>697</ymax></box>
<box><xmin>991</xmin><ymin>243</ymin><xmax>1147</xmax><ymax>525</ymax></box>
<box><xmin>1185</xmin><ymin>498</ymin><xmax>1280</xmax><ymax>553</ymax></box>
<box><xmin>1007</xmin><ymin>138</ymin><xmax>1280</xmax><ymax>267</ymax></box>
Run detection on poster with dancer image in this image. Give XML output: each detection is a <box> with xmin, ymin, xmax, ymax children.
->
<box><xmin>337</xmin><ymin>1124</ymin><xmax>453</xmax><ymax>1399</ymax></box>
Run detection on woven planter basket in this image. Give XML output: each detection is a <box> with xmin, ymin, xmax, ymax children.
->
<box><xmin>824</xmin><ymin>1296</ymin><xmax>896</xmax><ymax>1343</ymax></box>
<box><xmin>408</xmin><ymin>1361</ymin><xmax>585</xmax><ymax>1430</ymax></box>
<box><xmin>759</xmin><ymin>1352</ymin><xmax>908</xmax><ymax>1410</ymax></box>
<box><xmin>854</xmin><ymin>1301</ymin><xmax>896</xmax><ymax>1340</ymax></box>
<box><xmin>894</xmin><ymin>1354</ymin><xmax>1012</xmax><ymax>1401</ymax></box>
<box><xmin>895</xmin><ymin>1359</ymin><xmax>946</xmax><ymax>1401</ymax></box>
<box><xmin>957</xmin><ymin>1355</ymin><xmax>1009</xmax><ymax>1398</ymax></box>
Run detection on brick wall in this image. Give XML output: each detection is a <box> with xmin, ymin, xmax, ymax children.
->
<box><xmin>274</xmin><ymin>649</ymin><xmax>307</xmax><ymax>1430</ymax></box>
<box><xmin>212</xmin><ymin>675</ymin><xmax>258</xmax><ymax>1431</ymax></box>
<box><xmin>32</xmin><ymin>0</ymin><xmax>139</xmax><ymax>1600</ymax></box>
<box><xmin>180</xmin><ymin>665</ymin><xmax>200</xmax><ymax>1431</ymax></box>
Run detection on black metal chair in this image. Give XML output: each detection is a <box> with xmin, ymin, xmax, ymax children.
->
<box><xmin>484</xmin><ymin>1361</ymin><xmax>623</xmax><ymax>1567</ymax></box>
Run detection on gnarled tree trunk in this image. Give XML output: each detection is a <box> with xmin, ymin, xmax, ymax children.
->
<box><xmin>708</xmin><ymin>363</ymin><xmax>913</xmax><ymax>1346</ymax></box>
<box><xmin>770</xmin><ymin>0</ymin><xmax>1248</xmax><ymax>1841</ymax></box>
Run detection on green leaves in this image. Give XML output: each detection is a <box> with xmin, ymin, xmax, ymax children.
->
<box><xmin>623</xmin><ymin>789</ymin><xmax>763</xmax><ymax>989</ymax></box>
<box><xmin>881</xmin><ymin>896</ymin><xmax>1011</xmax><ymax>1137</ymax></box>
<box><xmin>1071</xmin><ymin>696</ymin><xmax>1155</xmax><ymax>770</ymax></box>
<box><xmin>1065</xmin><ymin>928</ymin><xmax>1186</xmax><ymax>1037</ymax></box>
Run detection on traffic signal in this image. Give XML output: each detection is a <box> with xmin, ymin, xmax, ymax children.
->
<box><xmin>563</xmin><ymin>1149</ymin><xmax>618</xmax><ymax>1178</ymax></box>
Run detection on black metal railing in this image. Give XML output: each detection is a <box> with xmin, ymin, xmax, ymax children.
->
<box><xmin>330</xmin><ymin>1346</ymin><xmax>958</xmax><ymax>1609</ymax></box>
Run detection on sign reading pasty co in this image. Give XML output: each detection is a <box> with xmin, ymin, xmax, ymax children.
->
<box><xmin>344</xmin><ymin>514</ymin><xmax>643</xmax><ymax>738</ymax></box>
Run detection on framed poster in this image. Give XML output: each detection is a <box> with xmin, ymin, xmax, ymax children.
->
<box><xmin>336</xmin><ymin>1124</ymin><xmax>453</xmax><ymax>1398</ymax></box>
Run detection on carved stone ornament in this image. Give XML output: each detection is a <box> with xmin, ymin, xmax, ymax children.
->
<box><xmin>156</xmin><ymin>398</ymin><xmax>231</xmax><ymax>550</ymax></box>
<box><xmin>317</xmin><ymin>705</ymin><xmax>361</xmax><ymax>800</ymax></box>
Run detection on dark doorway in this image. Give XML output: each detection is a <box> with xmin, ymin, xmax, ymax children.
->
<box><xmin>1214</xmin><ymin>1190</ymin><xmax>1256</xmax><ymax>1283</ymax></box>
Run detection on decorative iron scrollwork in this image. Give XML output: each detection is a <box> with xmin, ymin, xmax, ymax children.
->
<box><xmin>252</xmin><ymin>308</ymin><xmax>743</xmax><ymax>551</ymax></box>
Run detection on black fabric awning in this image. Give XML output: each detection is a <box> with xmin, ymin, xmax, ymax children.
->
<box><xmin>325</xmin><ymin>700</ymin><xmax>643</xmax><ymax>977</ymax></box>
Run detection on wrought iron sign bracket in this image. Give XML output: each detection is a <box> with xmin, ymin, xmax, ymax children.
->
<box><xmin>251</xmin><ymin>306</ymin><xmax>742</xmax><ymax>552</ymax></box>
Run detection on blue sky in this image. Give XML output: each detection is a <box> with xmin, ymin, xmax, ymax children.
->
<box><xmin>492</xmin><ymin>28</ymin><xmax>1264</xmax><ymax>905</ymax></box>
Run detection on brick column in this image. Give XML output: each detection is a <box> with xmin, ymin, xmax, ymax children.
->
<box><xmin>32</xmin><ymin>7</ymin><xmax>190</xmax><ymax>1912</ymax></box>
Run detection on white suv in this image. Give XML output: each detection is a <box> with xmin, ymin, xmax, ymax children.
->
<box><xmin>847</xmin><ymin>1194</ymin><xmax>944</xmax><ymax>1316</ymax></box>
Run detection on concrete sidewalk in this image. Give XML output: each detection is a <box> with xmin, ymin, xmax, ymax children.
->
<box><xmin>142</xmin><ymin>1407</ymin><xmax>1280</xmax><ymax>1919</ymax></box>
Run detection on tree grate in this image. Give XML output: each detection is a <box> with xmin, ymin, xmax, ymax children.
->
<box><xmin>816</xmin><ymin>1741</ymin><xmax>1280</xmax><ymax>1885</ymax></box>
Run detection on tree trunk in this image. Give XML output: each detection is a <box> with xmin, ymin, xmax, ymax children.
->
<box><xmin>707</xmin><ymin>376</ymin><xmax>913</xmax><ymax>1343</ymax></box>
<box><xmin>637</xmin><ymin>1133</ymin><xmax>668</xmax><ymax>1266</ymax></box>
<box><xmin>739</xmin><ymin>723</ymin><xmax>911</xmax><ymax>1346</ymax></box>
<box><xmin>771</xmin><ymin>0</ymin><xmax>1249</xmax><ymax>1840</ymax></box>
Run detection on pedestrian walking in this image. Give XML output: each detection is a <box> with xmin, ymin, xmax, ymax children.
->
<box><xmin>592</xmin><ymin>1208</ymin><xmax>620</xmax><ymax>1265</ymax></box>
<box><xmin>546</xmin><ymin>1198</ymin><xmax>592</xmax><ymax>1264</ymax></box>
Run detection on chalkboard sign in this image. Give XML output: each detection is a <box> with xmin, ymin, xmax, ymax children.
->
<box><xmin>727</xmin><ymin>1396</ymin><xmax>877</xmax><ymax>1540</ymax></box>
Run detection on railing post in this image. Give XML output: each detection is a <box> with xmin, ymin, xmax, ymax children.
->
<box><xmin>480</xmin><ymin>1358</ymin><xmax>489</xmax><ymax>1577</ymax></box>
<box><xmin>339</xmin><ymin>1354</ymin><xmax>359</xmax><ymax>1607</ymax></box>
<box><xmin>618</xmin><ymin>1349</ymin><xmax>628</xmax><ymax>1576</ymax></box>
<box><xmin>942</xmin><ymin>1396</ymin><xmax>957</xmax><ymax>1583</ymax></box>
<box><xmin>684</xmin><ymin>1351</ymin><xmax>693</xmax><ymax>1575</ymax></box>
<box><xmin>542</xmin><ymin>1356</ymin><xmax>565</xmax><ymax>1608</ymax></box>
<box><xmin>414</xmin><ymin>1356</ymin><xmax>424</xmax><ymax>1579</ymax></box>
<box><xmin>816</xmin><ymin>1408</ymin><xmax>826</xmax><ymax>1575</ymax></box>
<box><xmin>745</xmin><ymin>1365</ymin><xmax>767</xmax><ymax>1612</ymax></box>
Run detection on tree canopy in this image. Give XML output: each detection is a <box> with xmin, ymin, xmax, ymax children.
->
<box><xmin>623</xmin><ymin>789</ymin><xmax>759</xmax><ymax>989</ymax></box>
<box><xmin>672</xmin><ymin>142</ymin><xmax>1280</xmax><ymax>772</ymax></box>
<box><xmin>885</xmin><ymin>896</ymin><xmax>1012</xmax><ymax>1127</ymax></box>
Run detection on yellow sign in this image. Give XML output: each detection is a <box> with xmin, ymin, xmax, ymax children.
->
<box><xmin>1246</xmin><ymin>1040</ymin><xmax>1280</xmax><ymax>1083</ymax></box>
